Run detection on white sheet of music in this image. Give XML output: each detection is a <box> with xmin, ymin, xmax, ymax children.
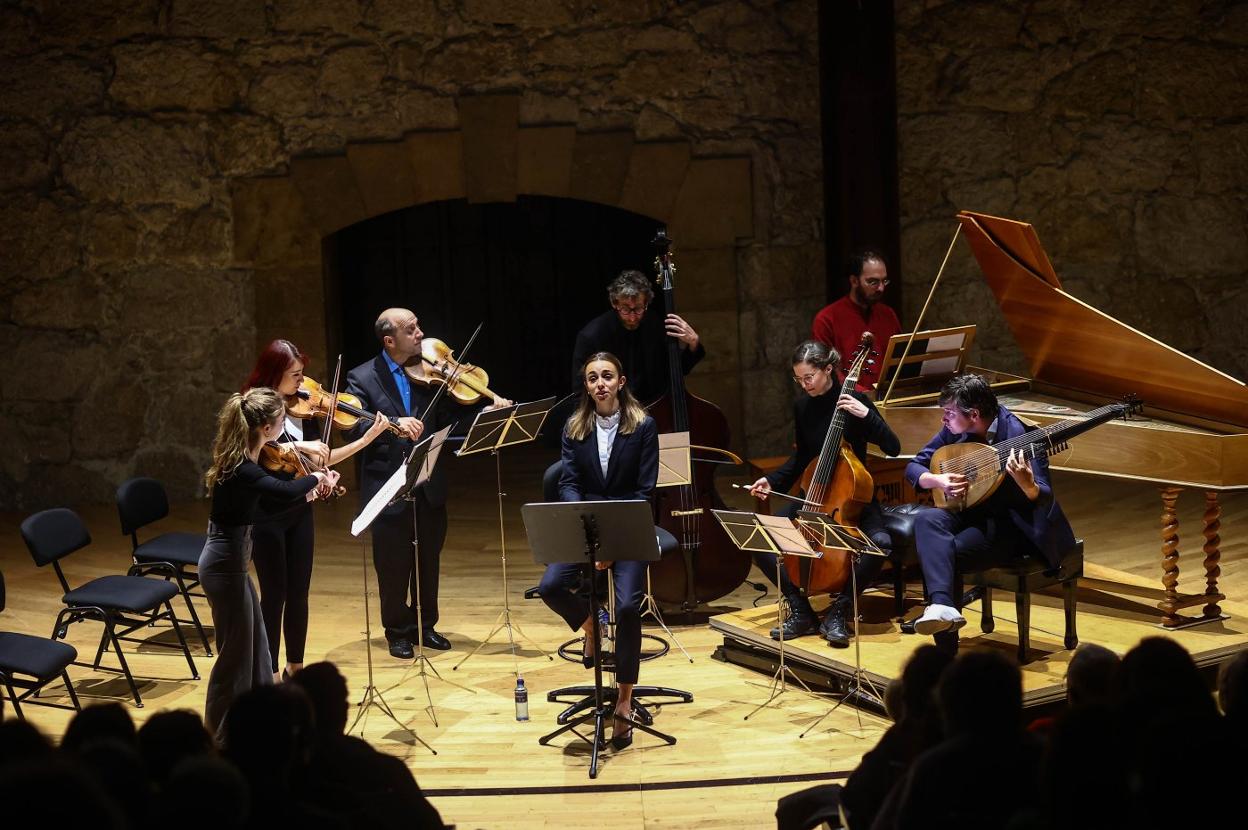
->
<box><xmin>350</xmin><ymin>425</ymin><xmax>451</xmax><ymax>537</ymax></box>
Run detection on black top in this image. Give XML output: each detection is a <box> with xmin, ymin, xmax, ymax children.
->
<box><xmin>766</xmin><ymin>390</ymin><xmax>901</xmax><ymax>496</ymax></box>
<box><xmin>209</xmin><ymin>460</ymin><xmax>319</xmax><ymax>527</ymax></box>
<box><xmin>256</xmin><ymin>417</ymin><xmax>324</xmax><ymax>523</ymax></box>
<box><xmin>571</xmin><ymin>309</ymin><xmax>705</xmax><ymax>404</ymax></box>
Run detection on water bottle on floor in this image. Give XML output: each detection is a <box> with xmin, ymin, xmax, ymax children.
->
<box><xmin>514</xmin><ymin>676</ymin><xmax>529</xmax><ymax>721</ymax></box>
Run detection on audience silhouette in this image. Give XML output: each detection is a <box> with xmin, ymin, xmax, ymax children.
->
<box><xmin>0</xmin><ymin>660</ymin><xmax>445</xmax><ymax>830</ymax></box>
<box><xmin>775</xmin><ymin>637</ymin><xmax>1241</xmax><ymax>830</ymax></box>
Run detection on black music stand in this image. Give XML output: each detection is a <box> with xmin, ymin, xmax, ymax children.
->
<box><xmin>452</xmin><ymin>397</ymin><xmax>557</xmax><ymax>673</ymax></box>
<box><xmin>794</xmin><ymin>511</ymin><xmax>887</xmax><ymax>733</ymax></box>
<box><xmin>349</xmin><ymin>424</ymin><xmax>452</xmax><ymax>745</ymax></box>
<box><xmin>712</xmin><ymin>509</ymin><xmax>823</xmax><ymax>721</ymax></box>
<box><xmin>523</xmin><ymin>499</ymin><xmax>679</xmax><ymax>779</ymax></box>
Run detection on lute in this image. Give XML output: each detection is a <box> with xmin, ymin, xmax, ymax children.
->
<box><xmin>931</xmin><ymin>396</ymin><xmax>1143</xmax><ymax>511</ymax></box>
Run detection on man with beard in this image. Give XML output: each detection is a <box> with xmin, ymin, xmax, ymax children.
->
<box><xmin>811</xmin><ymin>250</ymin><xmax>901</xmax><ymax>394</ymax></box>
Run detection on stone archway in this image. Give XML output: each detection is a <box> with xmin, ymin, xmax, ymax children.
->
<box><xmin>229</xmin><ymin>93</ymin><xmax>754</xmax><ymax>447</ymax></box>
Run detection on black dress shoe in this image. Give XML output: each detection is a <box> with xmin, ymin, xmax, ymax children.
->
<box><xmin>421</xmin><ymin>629</ymin><xmax>452</xmax><ymax>651</ymax></box>
<box><xmin>388</xmin><ymin>638</ymin><xmax>414</xmax><ymax>659</ymax></box>
<box><xmin>581</xmin><ymin>636</ymin><xmax>596</xmax><ymax>668</ymax></box>
<box><xmin>899</xmin><ymin>618</ymin><xmax>916</xmax><ymax>635</ymax></box>
<box><xmin>610</xmin><ymin>712</ymin><xmax>634</xmax><ymax>750</ymax></box>
<box><xmin>820</xmin><ymin>610</ymin><xmax>851</xmax><ymax>648</ymax></box>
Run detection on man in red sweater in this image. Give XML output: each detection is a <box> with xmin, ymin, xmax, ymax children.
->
<box><xmin>810</xmin><ymin>250</ymin><xmax>901</xmax><ymax>394</ymax></box>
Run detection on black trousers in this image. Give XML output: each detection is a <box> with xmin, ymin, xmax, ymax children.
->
<box><xmin>252</xmin><ymin>504</ymin><xmax>315</xmax><ymax>673</ymax></box>
<box><xmin>369</xmin><ymin>490</ymin><xmax>448</xmax><ymax>640</ymax></box>
<box><xmin>753</xmin><ymin>499</ymin><xmax>892</xmax><ymax>603</ymax></box>
<box><xmin>540</xmin><ymin>559</ymin><xmax>646</xmax><ymax>685</ymax></box>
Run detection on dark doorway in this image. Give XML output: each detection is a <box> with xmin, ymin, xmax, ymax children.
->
<box><xmin>327</xmin><ymin>197</ymin><xmax>662</xmax><ymax>404</ymax></box>
<box><xmin>819</xmin><ymin>0</ymin><xmax>902</xmax><ymax>312</ymax></box>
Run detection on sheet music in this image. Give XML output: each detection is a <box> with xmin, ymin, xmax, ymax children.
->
<box><xmin>351</xmin><ymin>425</ymin><xmax>452</xmax><ymax>537</ymax></box>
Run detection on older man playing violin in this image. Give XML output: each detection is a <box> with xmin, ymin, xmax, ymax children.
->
<box><xmin>345</xmin><ymin>308</ymin><xmax>509</xmax><ymax>657</ymax></box>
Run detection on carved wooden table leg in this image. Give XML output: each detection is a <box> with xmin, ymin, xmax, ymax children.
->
<box><xmin>1158</xmin><ymin>486</ymin><xmax>1183</xmax><ymax>627</ymax></box>
<box><xmin>1202</xmin><ymin>490</ymin><xmax>1224</xmax><ymax>619</ymax></box>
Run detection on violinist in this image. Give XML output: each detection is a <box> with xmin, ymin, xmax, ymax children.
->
<box><xmin>345</xmin><ymin>308</ymin><xmax>510</xmax><ymax>658</ymax></box>
<box><xmin>747</xmin><ymin>340</ymin><xmax>900</xmax><ymax>647</ymax></box>
<box><xmin>571</xmin><ymin>270</ymin><xmax>704</xmax><ymax>403</ymax></box>
<box><xmin>243</xmin><ymin>339</ymin><xmax>388</xmax><ymax>682</ymax></box>
<box><xmin>199</xmin><ymin>387</ymin><xmax>339</xmax><ymax>735</ymax></box>
<box><xmin>539</xmin><ymin>351</ymin><xmax>658</xmax><ymax>750</ymax></box>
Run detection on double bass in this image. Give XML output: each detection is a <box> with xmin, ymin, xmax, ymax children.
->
<box><xmin>786</xmin><ymin>333</ymin><xmax>876</xmax><ymax>595</ymax></box>
<box><xmin>647</xmin><ymin>230</ymin><xmax>752</xmax><ymax>611</ymax></box>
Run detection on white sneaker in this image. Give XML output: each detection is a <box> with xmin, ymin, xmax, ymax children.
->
<box><xmin>913</xmin><ymin>603</ymin><xmax>967</xmax><ymax>635</ymax></box>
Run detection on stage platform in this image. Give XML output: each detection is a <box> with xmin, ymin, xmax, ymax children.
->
<box><xmin>710</xmin><ymin>565</ymin><xmax>1248</xmax><ymax>709</ymax></box>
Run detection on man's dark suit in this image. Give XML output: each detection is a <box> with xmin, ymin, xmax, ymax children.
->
<box><xmin>538</xmin><ymin>415</ymin><xmax>658</xmax><ymax>684</ymax></box>
<box><xmin>571</xmin><ymin>309</ymin><xmax>704</xmax><ymax>403</ymax></box>
<box><xmin>345</xmin><ymin>355</ymin><xmax>452</xmax><ymax>641</ymax></box>
<box><xmin>904</xmin><ymin>403</ymin><xmax>1076</xmax><ymax>609</ymax></box>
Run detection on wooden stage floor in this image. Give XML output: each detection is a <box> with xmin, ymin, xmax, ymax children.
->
<box><xmin>2</xmin><ymin>446</ymin><xmax>1245</xmax><ymax>829</ymax></box>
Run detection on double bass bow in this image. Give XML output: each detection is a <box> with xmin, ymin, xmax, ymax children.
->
<box><xmin>787</xmin><ymin>333</ymin><xmax>876</xmax><ymax>595</ymax></box>
<box><xmin>646</xmin><ymin>229</ymin><xmax>751</xmax><ymax>611</ymax></box>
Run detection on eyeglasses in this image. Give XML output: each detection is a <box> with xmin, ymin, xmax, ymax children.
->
<box><xmin>613</xmin><ymin>302</ymin><xmax>648</xmax><ymax>318</ymax></box>
<box><xmin>792</xmin><ymin>372</ymin><xmax>819</xmax><ymax>386</ymax></box>
<box><xmin>861</xmin><ymin>278</ymin><xmax>889</xmax><ymax>288</ymax></box>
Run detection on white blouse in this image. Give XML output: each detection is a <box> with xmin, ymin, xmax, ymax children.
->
<box><xmin>594</xmin><ymin>410</ymin><xmax>621</xmax><ymax>477</ymax></box>
<box><xmin>283</xmin><ymin>416</ymin><xmax>305</xmax><ymax>442</ymax></box>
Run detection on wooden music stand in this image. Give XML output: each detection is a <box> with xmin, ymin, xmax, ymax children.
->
<box><xmin>875</xmin><ymin>325</ymin><xmax>976</xmax><ymax>405</ymax></box>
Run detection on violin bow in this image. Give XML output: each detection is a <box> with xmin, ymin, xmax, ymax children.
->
<box><xmin>322</xmin><ymin>354</ymin><xmax>344</xmax><ymax>453</ymax></box>
<box><xmin>418</xmin><ymin>320</ymin><xmax>484</xmax><ymax>422</ymax></box>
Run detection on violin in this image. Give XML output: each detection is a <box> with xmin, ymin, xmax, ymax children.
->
<box><xmin>286</xmin><ymin>377</ymin><xmax>405</xmax><ymax>436</ymax></box>
<box><xmin>405</xmin><ymin>338</ymin><xmax>502</xmax><ymax>405</ymax></box>
<box><xmin>787</xmin><ymin>333</ymin><xmax>875</xmax><ymax>595</ymax></box>
<box><xmin>646</xmin><ymin>229</ymin><xmax>752</xmax><ymax>611</ymax></box>
<box><xmin>258</xmin><ymin>442</ymin><xmax>345</xmax><ymax>499</ymax></box>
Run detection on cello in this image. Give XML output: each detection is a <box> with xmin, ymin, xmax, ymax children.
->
<box><xmin>647</xmin><ymin>230</ymin><xmax>752</xmax><ymax>611</ymax></box>
<box><xmin>786</xmin><ymin>333</ymin><xmax>876</xmax><ymax>595</ymax></box>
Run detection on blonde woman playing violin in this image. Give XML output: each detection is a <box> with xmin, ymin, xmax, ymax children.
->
<box><xmin>243</xmin><ymin>339</ymin><xmax>388</xmax><ymax>683</ymax></box>
<box><xmin>199</xmin><ymin>387</ymin><xmax>339</xmax><ymax>736</ymax></box>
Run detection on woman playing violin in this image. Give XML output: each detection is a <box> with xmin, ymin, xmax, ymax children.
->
<box><xmin>539</xmin><ymin>351</ymin><xmax>658</xmax><ymax>750</ymax></box>
<box><xmin>243</xmin><ymin>339</ymin><xmax>388</xmax><ymax>682</ymax></box>
<box><xmin>747</xmin><ymin>340</ymin><xmax>900</xmax><ymax>648</ymax></box>
<box><xmin>199</xmin><ymin>387</ymin><xmax>339</xmax><ymax>735</ymax></box>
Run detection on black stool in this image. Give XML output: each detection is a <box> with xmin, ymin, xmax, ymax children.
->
<box><xmin>967</xmin><ymin>541</ymin><xmax>1082</xmax><ymax>663</ymax></box>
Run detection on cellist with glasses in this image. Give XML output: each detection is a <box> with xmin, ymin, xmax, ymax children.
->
<box><xmin>748</xmin><ymin>340</ymin><xmax>900</xmax><ymax>647</ymax></box>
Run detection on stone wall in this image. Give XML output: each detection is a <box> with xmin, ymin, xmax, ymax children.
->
<box><xmin>896</xmin><ymin>1</ymin><xmax>1248</xmax><ymax>381</ymax></box>
<box><xmin>0</xmin><ymin>0</ymin><xmax>824</xmax><ymax>509</ymax></box>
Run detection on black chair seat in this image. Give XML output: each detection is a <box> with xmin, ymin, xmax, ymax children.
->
<box><xmin>879</xmin><ymin>502</ymin><xmax>928</xmax><ymax>616</ymax></box>
<box><xmin>132</xmin><ymin>532</ymin><xmax>205</xmax><ymax>566</ymax></box>
<box><xmin>656</xmin><ymin>526</ymin><xmax>678</xmax><ymax>556</ymax></box>
<box><xmin>880</xmin><ymin>501</ymin><xmax>926</xmax><ymax>550</ymax></box>
<box><xmin>64</xmin><ymin>575</ymin><xmax>178</xmax><ymax>612</ymax></box>
<box><xmin>0</xmin><ymin>632</ymin><xmax>78</xmax><ymax>679</ymax></box>
<box><xmin>969</xmin><ymin>542</ymin><xmax>1083</xmax><ymax>584</ymax></box>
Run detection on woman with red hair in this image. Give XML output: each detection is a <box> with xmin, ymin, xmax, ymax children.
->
<box><xmin>243</xmin><ymin>339</ymin><xmax>388</xmax><ymax>681</ymax></box>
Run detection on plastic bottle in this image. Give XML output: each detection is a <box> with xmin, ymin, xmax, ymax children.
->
<box><xmin>514</xmin><ymin>676</ymin><xmax>529</xmax><ymax>721</ymax></box>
